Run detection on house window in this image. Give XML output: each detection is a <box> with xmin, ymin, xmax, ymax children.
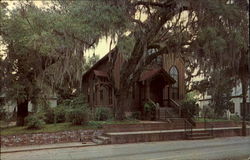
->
<box><xmin>229</xmin><ymin>103</ymin><xmax>235</xmax><ymax>113</ymax></box>
<box><xmin>95</xmin><ymin>86</ymin><xmax>98</xmax><ymax>105</ymax></box>
<box><xmin>87</xmin><ymin>88</ymin><xmax>90</xmax><ymax>103</ymax></box>
<box><xmin>170</xmin><ymin>66</ymin><xmax>179</xmax><ymax>99</ymax></box>
<box><xmin>108</xmin><ymin>87</ymin><xmax>112</xmax><ymax>104</ymax></box>
<box><xmin>100</xmin><ymin>89</ymin><xmax>103</xmax><ymax>102</ymax></box>
<box><xmin>240</xmin><ymin>103</ymin><xmax>250</xmax><ymax>116</ymax></box>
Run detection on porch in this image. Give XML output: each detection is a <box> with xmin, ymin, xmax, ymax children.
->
<box><xmin>139</xmin><ymin>68</ymin><xmax>182</xmax><ymax>118</ymax></box>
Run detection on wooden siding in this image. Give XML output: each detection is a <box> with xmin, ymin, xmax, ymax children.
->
<box><xmin>163</xmin><ymin>53</ymin><xmax>185</xmax><ymax>101</ymax></box>
<box><xmin>82</xmin><ymin>51</ymin><xmax>185</xmax><ymax>111</ymax></box>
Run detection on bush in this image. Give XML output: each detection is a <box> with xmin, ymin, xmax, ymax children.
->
<box><xmin>0</xmin><ymin>107</ymin><xmax>7</xmax><ymax>121</ymax></box>
<box><xmin>181</xmin><ymin>92</ymin><xmax>200</xmax><ymax>116</ymax></box>
<box><xmin>66</xmin><ymin>105</ymin><xmax>89</xmax><ymax>125</ymax></box>
<box><xmin>201</xmin><ymin>105</ymin><xmax>215</xmax><ymax>119</ymax></box>
<box><xmin>246</xmin><ymin>114</ymin><xmax>250</xmax><ymax>121</ymax></box>
<box><xmin>43</xmin><ymin>107</ymin><xmax>55</xmax><ymax>124</ymax></box>
<box><xmin>144</xmin><ymin>100</ymin><xmax>157</xmax><ymax>120</ymax></box>
<box><xmin>230</xmin><ymin>114</ymin><xmax>240</xmax><ymax>121</ymax></box>
<box><xmin>25</xmin><ymin>114</ymin><xmax>45</xmax><ymax>129</ymax></box>
<box><xmin>94</xmin><ymin>107</ymin><xmax>112</xmax><ymax>121</ymax></box>
<box><xmin>54</xmin><ymin>106</ymin><xmax>67</xmax><ymax>123</ymax></box>
<box><xmin>128</xmin><ymin>111</ymin><xmax>141</xmax><ymax>120</ymax></box>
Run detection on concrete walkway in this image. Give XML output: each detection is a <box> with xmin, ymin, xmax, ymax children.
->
<box><xmin>1</xmin><ymin>137</ymin><xmax>250</xmax><ymax>160</ymax></box>
<box><xmin>106</xmin><ymin>126</ymin><xmax>248</xmax><ymax>135</ymax></box>
<box><xmin>1</xmin><ymin>126</ymin><xmax>249</xmax><ymax>153</ymax></box>
<box><xmin>1</xmin><ymin>142</ymin><xmax>96</xmax><ymax>153</ymax></box>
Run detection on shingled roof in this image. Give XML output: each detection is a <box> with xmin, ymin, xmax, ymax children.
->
<box><xmin>140</xmin><ymin>68</ymin><xmax>176</xmax><ymax>84</ymax></box>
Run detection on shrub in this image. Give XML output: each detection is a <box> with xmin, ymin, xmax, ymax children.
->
<box><xmin>144</xmin><ymin>100</ymin><xmax>157</xmax><ymax>120</ymax></box>
<box><xmin>25</xmin><ymin>113</ymin><xmax>45</xmax><ymax>129</ymax></box>
<box><xmin>230</xmin><ymin>114</ymin><xmax>240</xmax><ymax>121</ymax></box>
<box><xmin>66</xmin><ymin>105</ymin><xmax>89</xmax><ymax>125</ymax></box>
<box><xmin>201</xmin><ymin>105</ymin><xmax>215</xmax><ymax>119</ymax></box>
<box><xmin>181</xmin><ymin>92</ymin><xmax>200</xmax><ymax>116</ymax></box>
<box><xmin>246</xmin><ymin>114</ymin><xmax>250</xmax><ymax>121</ymax></box>
<box><xmin>144</xmin><ymin>100</ymin><xmax>157</xmax><ymax>113</ymax></box>
<box><xmin>54</xmin><ymin>106</ymin><xmax>67</xmax><ymax>123</ymax></box>
<box><xmin>129</xmin><ymin>111</ymin><xmax>141</xmax><ymax>120</ymax></box>
<box><xmin>94</xmin><ymin>107</ymin><xmax>112</xmax><ymax>121</ymax></box>
<box><xmin>43</xmin><ymin>107</ymin><xmax>55</xmax><ymax>124</ymax></box>
<box><xmin>0</xmin><ymin>107</ymin><xmax>7</xmax><ymax>121</ymax></box>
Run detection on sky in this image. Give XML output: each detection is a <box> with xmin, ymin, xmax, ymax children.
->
<box><xmin>1</xmin><ymin>0</ymin><xmax>188</xmax><ymax>60</ymax></box>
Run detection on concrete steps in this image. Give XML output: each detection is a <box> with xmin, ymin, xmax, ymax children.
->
<box><xmin>186</xmin><ymin>131</ymin><xmax>214</xmax><ymax>140</ymax></box>
<box><xmin>157</xmin><ymin>107</ymin><xmax>179</xmax><ymax>120</ymax></box>
<box><xmin>92</xmin><ymin>135</ymin><xmax>110</xmax><ymax>145</ymax></box>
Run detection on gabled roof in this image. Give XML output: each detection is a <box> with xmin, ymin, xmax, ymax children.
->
<box><xmin>93</xmin><ymin>70</ymin><xmax>108</xmax><ymax>78</ymax></box>
<box><xmin>82</xmin><ymin>48</ymin><xmax>116</xmax><ymax>79</ymax></box>
<box><xmin>140</xmin><ymin>68</ymin><xmax>176</xmax><ymax>84</ymax></box>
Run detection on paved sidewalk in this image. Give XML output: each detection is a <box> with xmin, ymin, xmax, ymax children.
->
<box><xmin>1</xmin><ymin>126</ymin><xmax>249</xmax><ymax>154</ymax></box>
<box><xmin>1</xmin><ymin>142</ymin><xmax>96</xmax><ymax>153</ymax></box>
<box><xmin>1</xmin><ymin>137</ymin><xmax>250</xmax><ymax>160</ymax></box>
<box><xmin>106</xmin><ymin>126</ymin><xmax>248</xmax><ymax>135</ymax></box>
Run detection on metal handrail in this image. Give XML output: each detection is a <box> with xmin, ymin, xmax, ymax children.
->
<box><xmin>169</xmin><ymin>99</ymin><xmax>181</xmax><ymax>117</ymax></box>
<box><xmin>184</xmin><ymin>118</ymin><xmax>193</xmax><ymax>138</ymax></box>
<box><xmin>204</xmin><ymin>121</ymin><xmax>214</xmax><ymax>137</ymax></box>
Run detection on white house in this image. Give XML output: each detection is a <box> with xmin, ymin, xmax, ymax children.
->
<box><xmin>198</xmin><ymin>83</ymin><xmax>250</xmax><ymax>118</ymax></box>
<box><xmin>0</xmin><ymin>93</ymin><xmax>57</xmax><ymax>113</ymax></box>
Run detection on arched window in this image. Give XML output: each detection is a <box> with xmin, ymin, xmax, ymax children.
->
<box><xmin>170</xmin><ymin>66</ymin><xmax>179</xmax><ymax>99</ymax></box>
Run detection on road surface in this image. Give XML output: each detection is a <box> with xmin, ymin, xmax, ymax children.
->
<box><xmin>1</xmin><ymin>137</ymin><xmax>250</xmax><ymax>160</ymax></box>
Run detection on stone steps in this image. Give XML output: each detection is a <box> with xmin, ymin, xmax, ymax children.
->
<box><xmin>92</xmin><ymin>135</ymin><xmax>110</xmax><ymax>145</ymax></box>
<box><xmin>157</xmin><ymin>107</ymin><xmax>179</xmax><ymax>120</ymax></box>
<box><xmin>186</xmin><ymin>131</ymin><xmax>214</xmax><ymax>140</ymax></box>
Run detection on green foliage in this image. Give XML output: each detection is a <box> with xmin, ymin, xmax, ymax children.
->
<box><xmin>144</xmin><ymin>100</ymin><xmax>157</xmax><ymax>120</ymax></box>
<box><xmin>201</xmin><ymin>105</ymin><xmax>215</xmax><ymax>119</ymax></box>
<box><xmin>83</xmin><ymin>54</ymin><xmax>100</xmax><ymax>71</ymax></box>
<box><xmin>42</xmin><ymin>107</ymin><xmax>55</xmax><ymax>124</ymax></box>
<box><xmin>129</xmin><ymin>111</ymin><xmax>141</xmax><ymax>120</ymax></box>
<box><xmin>66</xmin><ymin>105</ymin><xmax>89</xmax><ymax>125</ymax></box>
<box><xmin>246</xmin><ymin>114</ymin><xmax>250</xmax><ymax>121</ymax></box>
<box><xmin>25</xmin><ymin>113</ymin><xmax>45</xmax><ymax>129</ymax></box>
<box><xmin>230</xmin><ymin>114</ymin><xmax>241</xmax><ymax>121</ymax></box>
<box><xmin>208</xmin><ymin>70</ymin><xmax>235</xmax><ymax>117</ymax></box>
<box><xmin>117</xmin><ymin>36</ymin><xmax>135</xmax><ymax>59</ymax></box>
<box><xmin>181</xmin><ymin>92</ymin><xmax>200</xmax><ymax>116</ymax></box>
<box><xmin>94</xmin><ymin>107</ymin><xmax>113</xmax><ymax>121</ymax></box>
<box><xmin>54</xmin><ymin>106</ymin><xmax>67</xmax><ymax>123</ymax></box>
<box><xmin>0</xmin><ymin>107</ymin><xmax>7</xmax><ymax>121</ymax></box>
<box><xmin>144</xmin><ymin>100</ymin><xmax>157</xmax><ymax>113</ymax></box>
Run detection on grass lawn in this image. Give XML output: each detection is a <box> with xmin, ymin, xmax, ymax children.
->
<box><xmin>0</xmin><ymin>120</ymin><xmax>139</xmax><ymax>136</ymax></box>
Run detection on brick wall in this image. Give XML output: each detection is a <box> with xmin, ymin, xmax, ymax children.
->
<box><xmin>1</xmin><ymin>130</ymin><xmax>103</xmax><ymax>147</ymax></box>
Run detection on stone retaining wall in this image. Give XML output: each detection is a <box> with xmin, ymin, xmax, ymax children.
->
<box><xmin>103</xmin><ymin>121</ymin><xmax>241</xmax><ymax>132</ymax></box>
<box><xmin>195</xmin><ymin>121</ymin><xmax>241</xmax><ymax>128</ymax></box>
<box><xmin>1</xmin><ymin>130</ymin><xmax>103</xmax><ymax>147</ymax></box>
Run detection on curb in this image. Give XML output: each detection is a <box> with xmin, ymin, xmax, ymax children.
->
<box><xmin>1</xmin><ymin>143</ymin><xmax>97</xmax><ymax>154</ymax></box>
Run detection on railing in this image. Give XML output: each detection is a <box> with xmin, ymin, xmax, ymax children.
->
<box><xmin>204</xmin><ymin>120</ymin><xmax>214</xmax><ymax>137</ymax></box>
<box><xmin>169</xmin><ymin>99</ymin><xmax>181</xmax><ymax>117</ymax></box>
<box><xmin>155</xmin><ymin>107</ymin><xmax>173</xmax><ymax>120</ymax></box>
<box><xmin>184</xmin><ymin>118</ymin><xmax>193</xmax><ymax>138</ymax></box>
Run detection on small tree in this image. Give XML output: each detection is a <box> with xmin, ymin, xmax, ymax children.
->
<box><xmin>207</xmin><ymin>70</ymin><xmax>235</xmax><ymax>118</ymax></box>
<box><xmin>181</xmin><ymin>92</ymin><xmax>199</xmax><ymax>117</ymax></box>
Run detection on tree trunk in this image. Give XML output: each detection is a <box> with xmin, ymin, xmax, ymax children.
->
<box><xmin>16</xmin><ymin>100</ymin><xmax>29</xmax><ymax>126</ymax></box>
<box><xmin>240</xmin><ymin>76</ymin><xmax>248</xmax><ymax>136</ymax></box>
<box><xmin>115</xmin><ymin>88</ymin><xmax>129</xmax><ymax>120</ymax></box>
